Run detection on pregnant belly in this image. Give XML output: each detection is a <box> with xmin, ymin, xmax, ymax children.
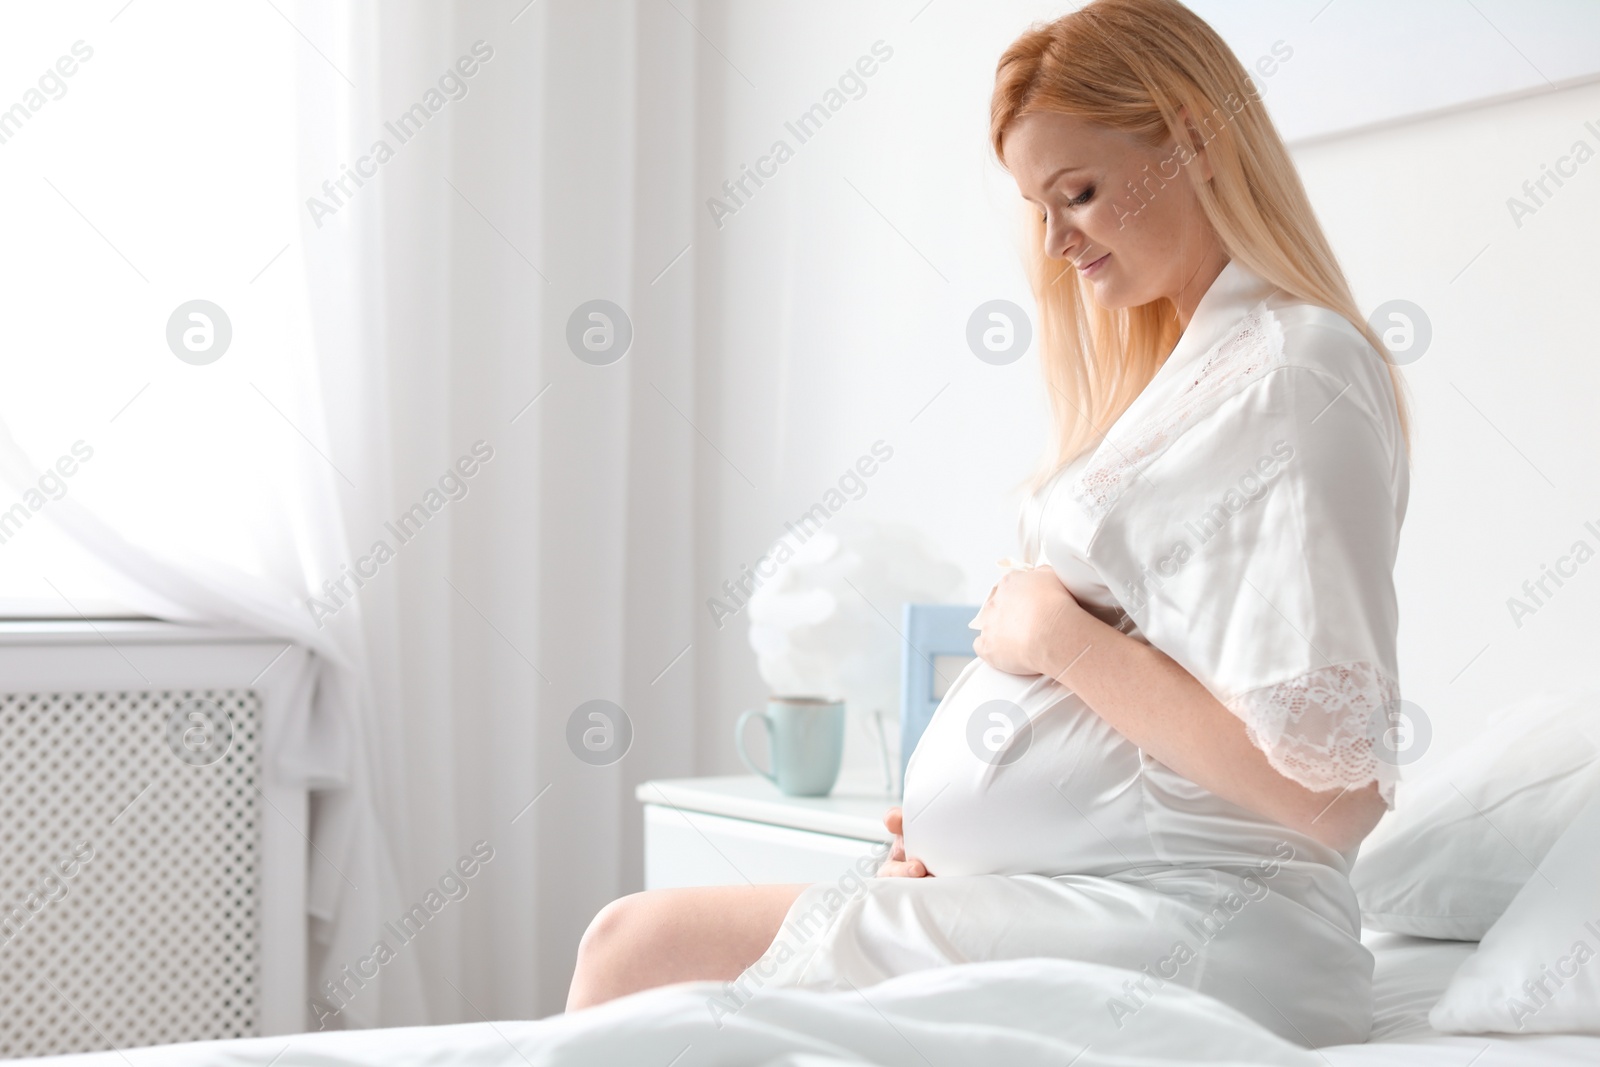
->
<box><xmin>900</xmin><ymin>658</ymin><xmax>1148</xmax><ymax>878</ymax></box>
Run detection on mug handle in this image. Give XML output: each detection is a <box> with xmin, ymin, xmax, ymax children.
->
<box><xmin>735</xmin><ymin>709</ymin><xmax>777</xmax><ymax>785</ymax></box>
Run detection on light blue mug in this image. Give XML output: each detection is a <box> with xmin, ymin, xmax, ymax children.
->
<box><xmin>736</xmin><ymin>696</ymin><xmax>846</xmax><ymax>797</ymax></box>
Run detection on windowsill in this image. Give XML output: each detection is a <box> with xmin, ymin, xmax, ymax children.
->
<box><xmin>0</xmin><ymin>619</ymin><xmax>286</xmax><ymax>645</ymax></box>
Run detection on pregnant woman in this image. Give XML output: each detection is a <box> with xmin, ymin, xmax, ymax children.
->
<box><xmin>567</xmin><ymin>0</ymin><xmax>1411</xmax><ymax>1046</ymax></box>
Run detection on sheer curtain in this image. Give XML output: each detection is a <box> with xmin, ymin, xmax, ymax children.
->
<box><xmin>373</xmin><ymin>0</ymin><xmax>704</xmax><ymax>1020</ymax></box>
<box><xmin>0</xmin><ymin>0</ymin><xmax>703</xmax><ymax>1025</ymax></box>
<box><xmin>0</xmin><ymin>0</ymin><xmax>423</xmax><ymax>1029</ymax></box>
<box><xmin>295</xmin><ymin>0</ymin><xmax>704</xmax><ymax>1021</ymax></box>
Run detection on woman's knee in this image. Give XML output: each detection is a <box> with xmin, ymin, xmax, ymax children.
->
<box><xmin>568</xmin><ymin>893</ymin><xmax>638</xmax><ymax>1010</ymax></box>
<box><xmin>567</xmin><ymin>884</ymin><xmax>806</xmax><ymax>1012</ymax></box>
<box><xmin>576</xmin><ymin>892</ymin><xmax>653</xmax><ymax>971</ymax></box>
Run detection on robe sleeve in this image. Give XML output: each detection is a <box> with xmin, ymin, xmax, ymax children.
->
<box><xmin>1083</xmin><ymin>316</ymin><xmax>1408</xmax><ymax>806</ymax></box>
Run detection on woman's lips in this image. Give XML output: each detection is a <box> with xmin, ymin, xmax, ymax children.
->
<box><xmin>1080</xmin><ymin>252</ymin><xmax>1110</xmax><ymax>277</ymax></box>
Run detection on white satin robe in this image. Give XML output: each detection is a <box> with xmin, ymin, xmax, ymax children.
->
<box><xmin>747</xmin><ymin>259</ymin><xmax>1409</xmax><ymax>1049</ymax></box>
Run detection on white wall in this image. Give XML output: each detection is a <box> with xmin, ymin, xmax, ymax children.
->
<box><xmin>1187</xmin><ymin>0</ymin><xmax>1600</xmax><ymax>143</ymax></box>
<box><xmin>691</xmin><ymin>1</ymin><xmax>1600</xmax><ymax>783</ymax></box>
<box><xmin>1294</xmin><ymin>79</ymin><xmax>1600</xmax><ymax>764</ymax></box>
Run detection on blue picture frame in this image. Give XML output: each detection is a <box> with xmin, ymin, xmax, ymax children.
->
<box><xmin>898</xmin><ymin>602</ymin><xmax>981</xmax><ymax>797</ymax></box>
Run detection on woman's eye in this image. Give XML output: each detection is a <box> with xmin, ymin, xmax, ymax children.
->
<box><xmin>1037</xmin><ymin>185</ymin><xmax>1093</xmax><ymax>221</ymax></box>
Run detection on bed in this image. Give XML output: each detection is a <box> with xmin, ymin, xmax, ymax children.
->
<box><xmin>1322</xmin><ymin>932</ymin><xmax>1600</xmax><ymax>1066</ymax></box>
<box><xmin>12</xmin><ymin>929</ymin><xmax>1600</xmax><ymax>1067</ymax></box>
<box><xmin>17</xmin><ymin>694</ymin><xmax>1598</xmax><ymax>1065</ymax></box>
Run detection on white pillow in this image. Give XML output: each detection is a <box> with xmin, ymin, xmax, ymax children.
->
<box><xmin>1429</xmin><ymin>789</ymin><xmax>1600</xmax><ymax>1033</ymax></box>
<box><xmin>1351</xmin><ymin>691</ymin><xmax>1600</xmax><ymax>940</ymax></box>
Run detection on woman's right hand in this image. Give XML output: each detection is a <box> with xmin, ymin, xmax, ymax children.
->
<box><xmin>875</xmin><ymin>806</ymin><xmax>929</xmax><ymax>877</ymax></box>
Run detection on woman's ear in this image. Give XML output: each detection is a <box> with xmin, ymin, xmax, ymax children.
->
<box><xmin>1172</xmin><ymin>105</ymin><xmax>1214</xmax><ymax>183</ymax></box>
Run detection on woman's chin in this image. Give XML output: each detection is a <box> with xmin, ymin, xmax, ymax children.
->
<box><xmin>1084</xmin><ymin>277</ymin><xmax>1161</xmax><ymax>315</ymax></box>
<box><xmin>1082</xmin><ymin>275</ymin><xmax>1130</xmax><ymax>309</ymax></box>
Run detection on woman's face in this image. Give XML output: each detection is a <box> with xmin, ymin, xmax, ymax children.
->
<box><xmin>1003</xmin><ymin>109</ymin><xmax>1223</xmax><ymax>321</ymax></box>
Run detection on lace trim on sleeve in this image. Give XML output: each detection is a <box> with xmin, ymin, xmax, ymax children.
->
<box><xmin>1224</xmin><ymin>661</ymin><xmax>1401</xmax><ymax>807</ymax></box>
<box><xmin>1071</xmin><ymin>304</ymin><xmax>1287</xmax><ymax>521</ymax></box>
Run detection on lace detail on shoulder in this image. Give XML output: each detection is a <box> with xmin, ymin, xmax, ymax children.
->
<box><xmin>1070</xmin><ymin>304</ymin><xmax>1287</xmax><ymax>521</ymax></box>
<box><xmin>1224</xmin><ymin>661</ymin><xmax>1401</xmax><ymax>807</ymax></box>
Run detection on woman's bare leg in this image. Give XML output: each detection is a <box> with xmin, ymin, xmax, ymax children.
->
<box><xmin>566</xmin><ymin>883</ymin><xmax>809</xmax><ymax>1012</ymax></box>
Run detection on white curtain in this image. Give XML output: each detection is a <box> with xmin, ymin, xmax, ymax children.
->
<box><xmin>0</xmin><ymin>0</ymin><xmax>423</xmax><ymax>1029</ymax></box>
<box><xmin>301</xmin><ymin>0</ymin><xmax>703</xmax><ymax>1022</ymax></box>
<box><xmin>0</xmin><ymin>0</ymin><xmax>703</xmax><ymax>1024</ymax></box>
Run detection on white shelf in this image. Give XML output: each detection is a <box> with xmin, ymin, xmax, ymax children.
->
<box><xmin>635</xmin><ymin>775</ymin><xmax>894</xmax><ymax>842</ymax></box>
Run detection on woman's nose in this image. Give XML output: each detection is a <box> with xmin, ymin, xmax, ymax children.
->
<box><xmin>1042</xmin><ymin>214</ymin><xmax>1077</xmax><ymax>261</ymax></box>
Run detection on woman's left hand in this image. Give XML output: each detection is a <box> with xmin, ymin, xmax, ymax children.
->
<box><xmin>971</xmin><ymin>564</ymin><xmax>1086</xmax><ymax>677</ymax></box>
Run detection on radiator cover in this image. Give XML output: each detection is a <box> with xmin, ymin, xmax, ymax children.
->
<box><xmin>0</xmin><ymin>689</ymin><xmax>262</xmax><ymax>1058</ymax></box>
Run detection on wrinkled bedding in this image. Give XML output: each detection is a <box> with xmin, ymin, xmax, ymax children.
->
<box><xmin>15</xmin><ymin>937</ymin><xmax>1600</xmax><ymax>1066</ymax></box>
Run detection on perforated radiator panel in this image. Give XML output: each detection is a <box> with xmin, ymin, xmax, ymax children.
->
<box><xmin>0</xmin><ymin>689</ymin><xmax>261</xmax><ymax>1059</ymax></box>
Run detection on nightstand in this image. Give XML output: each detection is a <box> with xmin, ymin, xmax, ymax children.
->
<box><xmin>635</xmin><ymin>776</ymin><xmax>895</xmax><ymax>888</ymax></box>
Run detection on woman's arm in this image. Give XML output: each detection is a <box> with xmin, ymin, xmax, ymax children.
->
<box><xmin>973</xmin><ymin>566</ymin><xmax>1386</xmax><ymax>853</ymax></box>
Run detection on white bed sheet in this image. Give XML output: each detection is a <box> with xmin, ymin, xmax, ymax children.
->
<box><xmin>13</xmin><ymin>932</ymin><xmax>1600</xmax><ymax>1066</ymax></box>
<box><xmin>1319</xmin><ymin>931</ymin><xmax>1600</xmax><ymax>1065</ymax></box>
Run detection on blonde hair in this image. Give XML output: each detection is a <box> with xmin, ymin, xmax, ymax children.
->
<box><xmin>990</xmin><ymin>0</ymin><xmax>1411</xmax><ymax>493</ymax></box>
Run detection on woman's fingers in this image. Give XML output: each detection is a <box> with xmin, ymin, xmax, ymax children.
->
<box><xmin>875</xmin><ymin>857</ymin><xmax>927</xmax><ymax>878</ymax></box>
<box><xmin>878</xmin><ymin>806</ymin><xmax>929</xmax><ymax>872</ymax></box>
<box><xmin>882</xmin><ymin>806</ymin><xmax>907</xmax><ymax>861</ymax></box>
